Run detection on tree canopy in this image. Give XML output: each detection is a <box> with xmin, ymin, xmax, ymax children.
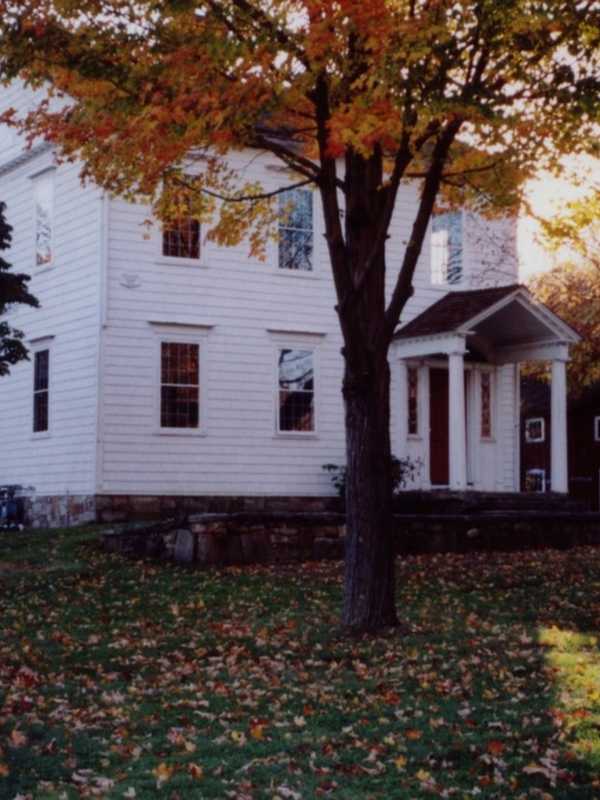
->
<box><xmin>0</xmin><ymin>202</ymin><xmax>39</xmax><ymax>376</ymax></box>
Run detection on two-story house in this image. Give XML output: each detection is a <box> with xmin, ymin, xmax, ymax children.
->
<box><xmin>0</xmin><ymin>82</ymin><xmax>580</xmax><ymax>527</ymax></box>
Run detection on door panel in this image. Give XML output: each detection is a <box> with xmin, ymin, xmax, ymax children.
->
<box><xmin>430</xmin><ymin>368</ymin><xmax>449</xmax><ymax>486</ymax></box>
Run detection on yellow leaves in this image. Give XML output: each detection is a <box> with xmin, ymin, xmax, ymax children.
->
<box><xmin>394</xmin><ymin>754</ymin><xmax>407</xmax><ymax>770</ymax></box>
<box><xmin>152</xmin><ymin>762</ymin><xmax>174</xmax><ymax>787</ymax></box>
<box><xmin>231</xmin><ymin>730</ymin><xmax>247</xmax><ymax>745</ymax></box>
<box><xmin>250</xmin><ymin>722</ymin><xmax>266</xmax><ymax>740</ymax></box>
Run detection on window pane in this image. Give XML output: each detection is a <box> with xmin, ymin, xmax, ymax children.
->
<box><xmin>34</xmin><ymin>350</ymin><xmax>49</xmax><ymax>392</ymax></box>
<box><xmin>162</xmin><ymin>218</ymin><xmax>200</xmax><ymax>259</ymax></box>
<box><xmin>481</xmin><ymin>372</ymin><xmax>492</xmax><ymax>438</ymax></box>
<box><xmin>278</xmin><ymin>349</ymin><xmax>314</xmax><ymax>432</ymax></box>
<box><xmin>33</xmin><ymin>391</ymin><xmax>48</xmax><ymax>433</ymax></box>
<box><xmin>432</xmin><ymin>211</ymin><xmax>462</xmax><ymax>285</ymax></box>
<box><xmin>279</xmin><ymin>349</ymin><xmax>313</xmax><ymax>391</ymax></box>
<box><xmin>408</xmin><ymin>367</ymin><xmax>418</xmax><ymax>435</ymax></box>
<box><xmin>279</xmin><ymin>229</ymin><xmax>313</xmax><ymax>271</ymax></box>
<box><xmin>279</xmin><ymin>189</ymin><xmax>313</xmax><ymax>271</ymax></box>
<box><xmin>161</xmin><ymin>342</ymin><xmax>199</xmax><ymax>386</ymax></box>
<box><xmin>35</xmin><ymin>174</ymin><xmax>54</xmax><ymax>266</ymax></box>
<box><xmin>161</xmin><ymin>386</ymin><xmax>199</xmax><ymax>428</ymax></box>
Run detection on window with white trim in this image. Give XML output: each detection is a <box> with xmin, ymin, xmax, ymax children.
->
<box><xmin>162</xmin><ymin>218</ymin><xmax>201</xmax><ymax>260</ymax></box>
<box><xmin>594</xmin><ymin>416</ymin><xmax>600</xmax><ymax>442</ymax></box>
<box><xmin>33</xmin><ymin>349</ymin><xmax>49</xmax><ymax>433</ymax></box>
<box><xmin>160</xmin><ymin>342</ymin><xmax>200</xmax><ymax>428</ymax></box>
<box><xmin>525</xmin><ymin>417</ymin><xmax>545</xmax><ymax>443</ymax></box>
<box><xmin>431</xmin><ymin>211</ymin><xmax>462</xmax><ymax>285</ymax></box>
<box><xmin>525</xmin><ymin>468</ymin><xmax>546</xmax><ymax>493</ymax></box>
<box><xmin>278</xmin><ymin>189</ymin><xmax>313</xmax><ymax>271</ymax></box>
<box><xmin>277</xmin><ymin>348</ymin><xmax>314</xmax><ymax>432</ymax></box>
<box><xmin>33</xmin><ymin>172</ymin><xmax>54</xmax><ymax>267</ymax></box>
<box><xmin>407</xmin><ymin>366</ymin><xmax>419</xmax><ymax>436</ymax></box>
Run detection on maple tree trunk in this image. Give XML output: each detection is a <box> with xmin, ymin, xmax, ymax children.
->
<box><xmin>342</xmin><ymin>354</ymin><xmax>398</xmax><ymax>631</ymax></box>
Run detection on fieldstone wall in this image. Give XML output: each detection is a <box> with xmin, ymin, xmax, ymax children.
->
<box><xmin>26</xmin><ymin>494</ymin><xmax>96</xmax><ymax>529</ymax></box>
<box><xmin>95</xmin><ymin>494</ymin><xmax>341</xmax><ymax>524</ymax></box>
<box><xmin>101</xmin><ymin>509</ymin><xmax>600</xmax><ymax>565</ymax></box>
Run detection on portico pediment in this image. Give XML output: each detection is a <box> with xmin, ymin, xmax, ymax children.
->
<box><xmin>393</xmin><ymin>285</ymin><xmax>579</xmax><ymax>363</ymax></box>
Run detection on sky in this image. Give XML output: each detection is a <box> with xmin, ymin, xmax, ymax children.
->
<box><xmin>518</xmin><ymin>155</ymin><xmax>600</xmax><ymax>281</ymax></box>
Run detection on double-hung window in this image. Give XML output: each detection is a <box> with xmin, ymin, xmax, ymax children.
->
<box><xmin>277</xmin><ymin>348</ymin><xmax>315</xmax><ymax>432</ymax></box>
<box><xmin>431</xmin><ymin>211</ymin><xmax>462</xmax><ymax>285</ymax></box>
<box><xmin>160</xmin><ymin>342</ymin><xmax>200</xmax><ymax>429</ymax></box>
<box><xmin>525</xmin><ymin>417</ymin><xmax>545</xmax><ymax>443</ymax></box>
<box><xmin>278</xmin><ymin>189</ymin><xmax>313</xmax><ymax>271</ymax></box>
<box><xmin>33</xmin><ymin>349</ymin><xmax>50</xmax><ymax>433</ymax></box>
<box><xmin>162</xmin><ymin>218</ymin><xmax>201</xmax><ymax>261</ymax></box>
<box><xmin>33</xmin><ymin>172</ymin><xmax>54</xmax><ymax>267</ymax></box>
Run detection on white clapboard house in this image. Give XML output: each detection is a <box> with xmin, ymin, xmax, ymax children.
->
<box><xmin>0</xmin><ymin>82</ymin><xmax>580</xmax><ymax>527</ymax></box>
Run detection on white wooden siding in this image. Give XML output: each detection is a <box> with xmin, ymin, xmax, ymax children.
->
<box><xmin>0</xmin><ymin>85</ymin><xmax>102</xmax><ymax>496</ymax></box>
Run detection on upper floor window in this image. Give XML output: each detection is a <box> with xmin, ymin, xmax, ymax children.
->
<box><xmin>33</xmin><ymin>349</ymin><xmax>49</xmax><ymax>433</ymax></box>
<box><xmin>33</xmin><ymin>172</ymin><xmax>54</xmax><ymax>267</ymax></box>
<box><xmin>407</xmin><ymin>366</ymin><xmax>419</xmax><ymax>436</ymax></box>
<box><xmin>594</xmin><ymin>416</ymin><xmax>600</xmax><ymax>442</ymax></box>
<box><xmin>481</xmin><ymin>371</ymin><xmax>492</xmax><ymax>439</ymax></box>
<box><xmin>278</xmin><ymin>348</ymin><xmax>315</xmax><ymax>432</ymax></box>
<box><xmin>525</xmin><ymin>417</ymin><xmax>545</xmax><ymax>443</ymax></box>
<box><xmin>278</xmin><ymin>189</ymin><xmax>313</xmax><ymax>271</ymax></box>
<box><xmin>162</xmin><ymin>218</ymin><xmax>200</xmax><ymax>260</ymax></box>
<box><xmin>160</xmin><ymin>342</ymin><xmax>200</xmax><ymax>428</ymax></box>
<box><xmin>431</xmin><ymin>211</ymin><xmax>462</xmax><ymax>286</ymax></box>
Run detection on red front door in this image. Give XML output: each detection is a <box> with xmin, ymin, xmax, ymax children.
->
<box><xmin>430</xmin><ymin>368</ymin><xmax>449</xmax><ymax>486</ymax></box>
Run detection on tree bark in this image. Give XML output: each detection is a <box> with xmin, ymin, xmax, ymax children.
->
<box><xmin>342</xmin><ymin>354</ymin><xmax>398</xmax><ymax>631</ymax></box>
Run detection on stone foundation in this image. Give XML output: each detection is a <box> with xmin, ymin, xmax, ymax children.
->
<box><xmin>101</xmin><ymin>508</ymin><xmax>600</xmax><ymax>566</ymax></box>
<box><xmin>26</xmin><ymin>494</ymin><xmax>96</xmax><ymax>529</ymax></box>
<box><xmin>95</xmin><ymin>494</ymin><xmax>341</xmax><ymax>524</ymax></box>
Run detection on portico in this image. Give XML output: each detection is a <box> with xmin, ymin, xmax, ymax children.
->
<box><xmin>393</xmin><ymin>285</ymin><xmax>580</xmax><ymax>493</ymax></box>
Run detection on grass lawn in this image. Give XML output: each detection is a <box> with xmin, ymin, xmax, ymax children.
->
<box><xmin>1</xmin><ymin>528</ymin><xmax>600</xmax><ymax>799</ymax></box>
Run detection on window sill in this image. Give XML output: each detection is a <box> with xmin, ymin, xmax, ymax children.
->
<box><xmin>155</xmin><ymin>257</ymin><xmax>208</xmax><ymax>269</ymax></box>
<box><xmin>35</xmin><ymin>264</ymin><xmax>56</xmax><ymax>276</ymax></box>
<box><xmin>480</xmin><ymin>437</ymin><xmax>496</xmax><ymax>443</ymax></box>
<box><xmin>154</xmin><ymin>428</ymin><xmax>207</xmax><ymax>437</ymax></box>
<box><xmin>274</xmin><ymin>267</ymin><xmax>321</xmax><ymax>280</ymax></box>
<box><xmin>31</xmin><ymin>431</ymin><xmax>51</xmax><ymax>440</ymax></box>
<box><xmin>273</xmin><ymin>432</ymin><xmax>319</xmax><ymax>440</ymax></box>
<box><xmin>525</xmin><ymin>438</ymin><xmax>545</xmax><ymax>445</ymax></box>
<box><xmin>407</xmin><ymin>434</ymin><xmax>422</xmax><ymax>441</ymax></box>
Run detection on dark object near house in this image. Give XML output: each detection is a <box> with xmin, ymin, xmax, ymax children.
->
<box><xmin>521</xmin><ymin>378</ymin><xmax>600</xmax><ymax>509</ymax></box>
<box><xmin>0</xmin><ymin>486</ymin><xmax>27</xmax><ymax>530</ymax></box>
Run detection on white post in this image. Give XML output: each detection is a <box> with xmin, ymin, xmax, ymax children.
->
<box><xmin>551</xmin><ymin>357</ymin><xmax>569</xmax><ymax>493</ymax></box>
<box><xmin>448</xmin><ymin>351</ymin><xmax>467</xmax><ymax>490</ymax></box>
<box><xmin>397</xmin><ymin>359</ymin><xmax>408</xmax><ymax>457</ymax></box>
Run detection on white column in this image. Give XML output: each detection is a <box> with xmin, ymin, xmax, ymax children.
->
<box><xmin>448</xmin><ymin>351</ymin><xmax>467</xmax><ymax>490</ymax></box>
<box><xmin>551</xmin><ymin>357</ymin><xmax>569</xmax><ymax>493</ymax></box>
<box><xmin>397</xmin><ymin>359</ymin><xmax>409</xmax><ymax>457</ymax></box>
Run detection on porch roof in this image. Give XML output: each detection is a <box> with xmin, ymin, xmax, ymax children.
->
<box><xmin>394</xmin><ymin>285</ymin><xmax>580</xmax><ymax>363</ymax></box>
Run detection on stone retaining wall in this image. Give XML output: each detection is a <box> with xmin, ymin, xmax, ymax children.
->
<box><xmin>26</xmin><ymin>494</ymin><xmax>96</xmax><ymax>529</ymax></box>
<box><xmin>102</xmin><ymin>509</ymin><xmax>600</xmax><ymax>565</ymax></box>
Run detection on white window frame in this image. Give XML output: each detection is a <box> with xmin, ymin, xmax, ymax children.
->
<box><xmin>31</xmin><ymin>169</ymin><xmax>55</xmax><ymax>270</ymax></box>
<box><xmin>525</xmin><ymin>416</ymin><xmax>546</xmax><ymax>443</ymax></box>
<box><xmin>30</xmin><ymin>336</ymin><xmax>54</xmax><ymax>439</ymax></box>
<box><xmin>268</xmin><ymin>331</ymin><xmax>324</xmax><ymax>438</ymax></box>
<box><xmin>594</xmin><ymin>416</ymin><xmax>600</xmax><ymax>442</ymax></box>
<box><xmin>277</xmin><ymin>188</ymin><xmax>315</xmax><ymax>274</ymax></box>
<box><xmin>154</xmin><ymin>217</ymin><xmax>207</xmax><ymax>269</ymax></box>
<box><xmin>150</xmin><ymin>324</ymin><xmax>211</xmax><ymax>436</ymax></box>
<box><xmin>525</xmin><ymin>468</ymin><xmax>546</xmax><ymax>493</ymax></box>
